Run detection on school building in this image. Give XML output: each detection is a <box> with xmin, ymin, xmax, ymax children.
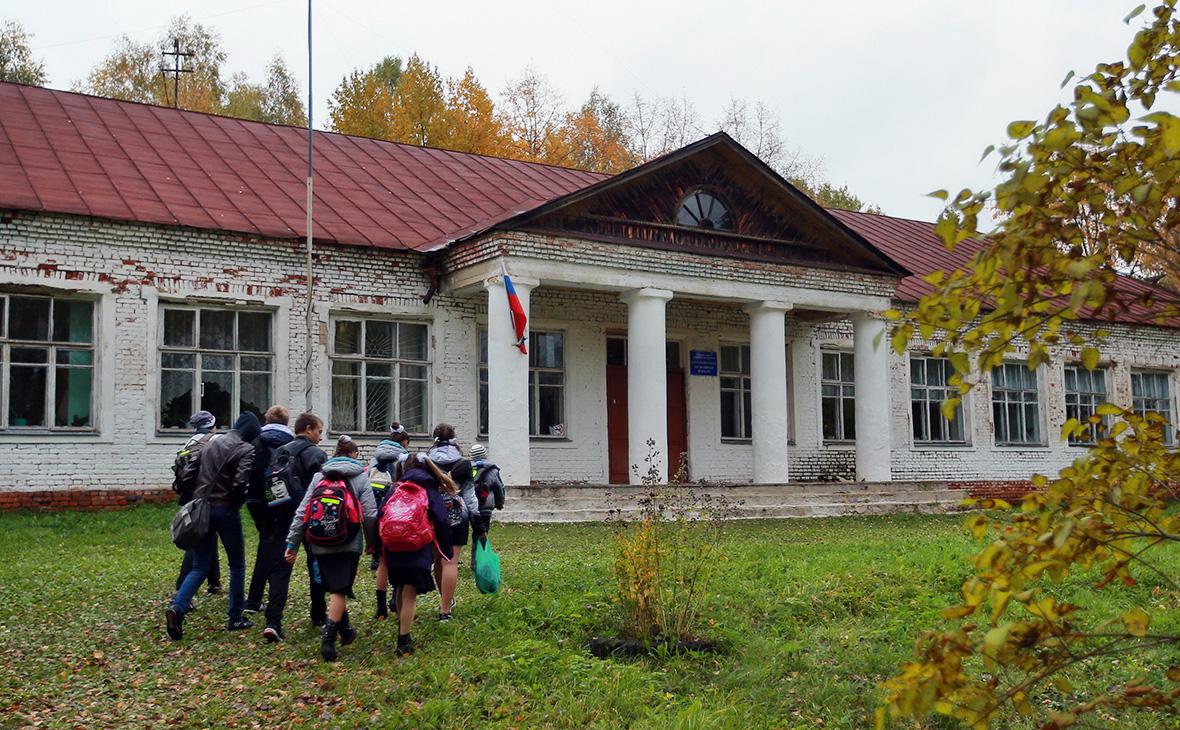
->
<box><xmin>0</xmin><ymin>81</ymin><xmax>1177</xmax><ymax>509</ymax></box>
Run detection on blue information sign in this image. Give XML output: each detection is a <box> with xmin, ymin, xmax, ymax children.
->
<box><xmin>689</xmin><ymin>350</ymin><xmax>718</xmax><ymax>376</ymax></box>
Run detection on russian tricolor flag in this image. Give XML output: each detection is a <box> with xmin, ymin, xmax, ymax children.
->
<box><xmin>502</xmin><ymin>263</ymin><xmax>528</xmax><ymax>354</ymax></box>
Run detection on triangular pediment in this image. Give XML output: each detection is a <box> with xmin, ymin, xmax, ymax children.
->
<box><xmin>498</xmin><ymin>133</ymin><xmax>908</xmax><ymax>277</ymax></box>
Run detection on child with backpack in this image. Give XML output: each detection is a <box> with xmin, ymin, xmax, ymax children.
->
<box><xmin>284</xmin><ymin>435</ymin><xmax>377</xmax><ymax>662</ymax></box>
<box><xmin>172</xmin><ymin>410</ymin><xmax>222</xmax><ymax>601</ymax></box>
<box><xmin>426</xmin><ymin>423</ymin><xmax>478</xmax><ymax>618</ymax></box>
<box><xmin>368</xmin><ymin>423</ymin><xmax>411</xmax><ymax>620</ymax></box>
<box><xmin>379</xmin><ymin>453</ymin><xmax>456</xmax><ymax>656</ymax></box>
<box><xmin>468</xmin><ymin>443</ymin><xmax>506</xmax><ymax>569</ymax></box>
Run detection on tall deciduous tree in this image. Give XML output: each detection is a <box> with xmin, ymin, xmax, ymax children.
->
<box><xmin>328</xmin><ymin>56</ymin><xmax>402</xmax><ymax>139</ymax></box>
<box><xmin>0</xmin><ymin>20</ymin><xmax>47</xmax><ymax>85</ymax></box>
<box><xmin>437</xmin><ymin>67</ymin><xmax>509</xmax><ymax>156</ymax></box>
<box><xmin>553</xmin><ymin>88</ymin><xmax>637</xmax><ymax>173</ymax></box>
<box><xmin>500</xmin><ymin>67</ymin><xmax>568</xmax><ymax>162</ymax></box>
<box><xmin>388</xmin><ymin>53</ymin><xmax>446</xmax><ymax>146</ymax></box>
<box><xmin>881</xmin><ymin>3</ymin><xmax>1180</xmax><ymax>728</ymax></box>
<box><xmin>223</xmin><ymin>56</ymin><xmax>306</xmax><ymax>126</ymax></box>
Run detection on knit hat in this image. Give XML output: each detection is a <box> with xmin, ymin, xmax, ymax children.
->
<box><xmin>469</xmin><ymin>443</ymin><xmax>487</xmax><ymax>461</ymax></box>
<box><xmin>188</xmin><ymin>410</ymin><xmax>216</xmax><ymax>430</ymax></box>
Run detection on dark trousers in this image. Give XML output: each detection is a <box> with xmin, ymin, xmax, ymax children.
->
<box><xmin>172</xmin><ymin>505</ymin><xmax>247</xmax><ymax>620</ymax></box>
<box><xmin>176</xmin><ymin>533</ymin><xmax>221</xmax><ymax>591</ymax></box>
<box><xmin>246</xmin><ymin>508</ymin><xmax>286</xmax><ymax>607</ymax></box>
<box><xmin>308</xmin><ymin>552</ymin><xmax>327</xmax><ymax>623</ymax></box>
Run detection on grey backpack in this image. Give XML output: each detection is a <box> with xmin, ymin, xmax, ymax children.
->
<box><xmin>171</xmin><ymin>496</ymin><xmax>210</xmax><ymax>550</ymax></box>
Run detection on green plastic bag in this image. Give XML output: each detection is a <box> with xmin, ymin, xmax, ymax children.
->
<box><xmin>474</xmin><ymin>537</ymin><xmax>502</xmax><ymax>594</ymax></box>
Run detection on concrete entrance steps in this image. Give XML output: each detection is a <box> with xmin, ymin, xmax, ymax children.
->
<box><xmin>498</xmin><ymin>481</ymin><xmax>966</xmax><ymax>523</ymax></box>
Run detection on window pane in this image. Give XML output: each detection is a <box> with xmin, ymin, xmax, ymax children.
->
<box><xmin>241</xmin><ymin>355</ymin><xmax>271</xmax><ymax>372</ymax></box>
<box><xmin>58</xmin><ymin>348</ymin><xmax>93</xmax><ymax>366</ymax></box>
<box><xmin>842</xmin><ymin>397</ymin><xmax>856</xmax><ymax>440</ymax></box>
<box><xmin>0</xmin><ymin>297</ymin><xmax>5</xmax><ymax>338</ymax></box>
<box><xmin>538</xmin><ymin>371</ymin><xmax>563</xmax><ymax>386</ymax></box>
<box><xmin>331</xmin><ymin>376</ymin><xmax>359</xmax><ymax>432</ymax></box>
<box><xmin>366</xmin><ymin>320</ymin><xmax>394</xmax><ymax>358</ymax></box>
<box><xmin>366</xmin><ymin>377</ymin><xmax>392</xmax><ymax>433</ymax></box>
<box><xmin>55</xmin><ymin>366</ymin><xmax>92</xmax><ymax>427</ymax></box>
<box><xmin>532</xmin><ymin>332</ymin><xmax>563</xmax><ymax>369</ymax></box>
<box><xmin>11</xmin><ymin>347</ymin><xmax>47</xmax><ymax>363</ymax></box>
<box><xmin>163</xmin><ymin>309</ymin><xmax>195</xmax><ymax>347</ymax></box>
<box><xmin>200</xmin><ymin>371</ymin><xmax>234</xmax><ymax>428</ymax></box>
<box><xmin>237</xmin><ymin>312</ymin><xmax>271</xmax><ymax>353</ymax></box>
<box><xmin>239</xmin><ymin>372</ymin><xmax>269</xmax><ymax>421</ymax></box>
<box><xmin>666</xmin><ymin>342</ymin><xmax>681</xmax><ymax>370</ymax></box>
<box><xmin>740</xmin><ymin>346</ymin><xmax>751</xmax><ymax>374</ymax></box>
<box><xmin>52</xmin><ymin>300</ymin><xmax>93</xmax><ymax>343</ymax></box>
<box><xmin>841</xmin><ymin>353</ymin><xmax>854</xmax><ymax>381</ymax></box>
<box><xmin>479</xmin><ymin>329</ymin><xmax>488</xmax><ymax>365</ymax></box>
<box><xmin>367</xmin><ymin>362</ymin><xmax>392</xmax><ymax>378</ymax></box>
<box><xmin>203</xmin><ymin>354</ymin><xmax>234</xmax><ymax>371</ymax></box>
<box><xmin>9</xmin><ymin>297</ymin><xmax>50</xmax><ymax>341</ymax></box>
<box><xmin>401</xmin><ymin>363</ymin><xmax>427</xmax><ymax>382</ymax></box>
<box><xmin>606</xmin><ymin>338</ymin><xmax>626</xmax><ymax>366</ymax></box>
<box><xmin>478</xmin><ymin>374</ymin><xmax>489</xmax><ymax>436</ymax></box>
<box><xmin>910</xmin><ymin>358</ymin><xmax>924</xmax><ymax>385</ymax></box>
<box><xmin>398</xmin><ymin>323</ymin><xmax>428</xmax><ymax>361</ymax></box>
<box><xmin>821</xmin><ymin>397</ymin><xmax>839</xmax><ymax>441</ymax></box>
<box><xmin>9</xmin><ymin>364</ymin><xmax>46</xmax><ymax>426</ymax></box>
<box><xmin>334</xmin><ymin>320</ymin><xmax>360</xmax><ymax>355</ymax></box>
<box><xmin>399</xmin><ymin>377</ymin><xmax>426</xmax><ymax>433</ymax></box>
<box><xmin>332</xmin><ymin>360</ymin><xmax>361</xmax><ymax>376</ymax></box>
<box><xmin>161</xmin><ymin>352</ymin><xmax>194</xmax><ymax>370</ymax></box>
<box><xmin>160</xmin><ymin>369</ymin><xmax>194</xmax><ymax>429</ymax></box>
<box><xmin>822</xmin><ymin>353</ymin><xmax>839</xmax><ymax>381</ymax></box>
<box><xmin>199</xmin><ymin>310</ymin><xmax>235</xmax><ymax>350</ymax></box>
<box><xmin>720</xmin><ymin>346</ymin><xmax>740</xmax><ymax>373</ymax></box>
<box><xmin>538</xmin><ymin>385</ymin><xmax>564</xmax><ymax>435</ymax></box>
<box><xmin>743</xmin><ymin>390</ymin><xmax>752</xmax><ymax>438</ymax></box>
<box><xmin>720</xmin><ymin>390</ymin><xmax>738</xmax><ymax>438</ymax></box>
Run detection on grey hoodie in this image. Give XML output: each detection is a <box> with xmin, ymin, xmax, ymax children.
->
<box><xmin>428</xmin><ymin>442</ymin><xmax>479</xmax><ymax>518</ymax></box>
<box><xmin>369</xmin><ymin>439</ymin><xmax>409</xmax><ymax>474</ymax></box>
<box><xmin>286</xmin><ymin>456</ymin><xmax>377</xmax><ymax>555</ymax></box>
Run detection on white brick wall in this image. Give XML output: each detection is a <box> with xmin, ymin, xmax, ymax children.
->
<box><xmin>1</xmin><ymin>211</ymin><xmax>1177</xmax><ymax>491</ymax></box>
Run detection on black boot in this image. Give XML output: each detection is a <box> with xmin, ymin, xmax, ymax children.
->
<box><xmin>375</xmin><ymin>590</ymin><xmax>388</xmax><ymax>620</ymax></box>
<box><xmin>339</xmin><ymin>611</ymin><xmax>357</xmax><ymax>646</ymax></box>
<box><xmin>396</xmin><ymin>632</ymin><xmax>413</xmax><ymax>656</ymax></box>
<box><xmin>320</xmin><ymin>619</ymin><xmax>339</xmax><ymax>662</ymax></box>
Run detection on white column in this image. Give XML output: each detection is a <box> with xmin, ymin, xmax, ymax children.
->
<box><xmin>745</xmin><ymin>302</ymin><xmax>792</xmax><ymax>484</ymax></box>
<box><xmin>853</xmin><ymin>312</ymin><xmax>892</xmax><ymax>481</ymax></box>
<box><xmin>621</xmin><ymin>288</ymin><xmax>673</xmax><ymax>484</ymax></box>
<box><xmin>485</xmin><ymin>274</ymin><xmax>537</xmax><ymax>487</ymax></box>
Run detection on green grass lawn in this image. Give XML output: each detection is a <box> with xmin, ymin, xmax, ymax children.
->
<box><xmin>1</xmin><ymin>506</ymin><xmax>1178</xmax><ymax>729</ymax></box>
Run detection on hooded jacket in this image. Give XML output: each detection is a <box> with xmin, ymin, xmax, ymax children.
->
<box><xmin>369</xmin><ymin>439</ymin><xmax>409</xmax><ymax>474</ymax></box>
<box><xmin>383</xmin><ymin>466</ymin><xmax>454</xmax><ymax>569</ymax></box>
<box><xmin>246</xmin><ymin>423</ymin><xmax>296</xmax><ymax>504</ymax></box>
<box><xmin>427</xmin><ymin>441</ymin><xmax>479</xmax><ymax>518</ymax></box>
<box><xmin>196</xmin><ymin>412</ymin><xmax>261</xmax><ymax>507</ymax></box>
<box><xmin>286</xmin><ymin>456</ymin><xmax>377</xmax><ymax>555</ymax></box>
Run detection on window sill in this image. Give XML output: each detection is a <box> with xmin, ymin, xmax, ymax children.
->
<box><xmin>720</xmin><ymin>438</ymin><xmax>752</xmax><ymax>445</ymax></box>
<box><xmin>911</xmin><ymin>442</ymin><xmax>973</xmax><ymax>450</ymax></box>
<box><xmin>530</xmin><ymin>436</ymin><xmax>572</xmax><ymax>444</ymax></box>
<box><xmin>0</xmin><ymin>431</ymin><xmax>111</xmax><ymax>444</ymax></box>
<box><xmin>993</xmin><ymin>443</ymin><xmax>1050</xmax><ymax>450</ymax></box>
<box><xmin>821</xmin><ymin>441</ymin><xmax>856</xmax><ymax>449</ymax></box>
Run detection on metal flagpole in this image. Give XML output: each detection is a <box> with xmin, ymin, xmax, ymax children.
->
<box><xmin>303</xmin><ymin>0</ymin><xmax>315</xmax><ymax>412</ymax></box>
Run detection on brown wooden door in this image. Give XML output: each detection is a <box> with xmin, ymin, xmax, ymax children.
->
<box><xmin>606</xmin><ymin>362</ymin><xmax>689</xmax><ymax>484</ymax></box>
<box><xmin>607</xmin><ymin>364</ymin><xmax>629</xmax><ymax>484</ymax></box>
<box><xmin>666</xmin><ymin>369</ymin><xmax>688</xmax><ymax>479</ymax></box>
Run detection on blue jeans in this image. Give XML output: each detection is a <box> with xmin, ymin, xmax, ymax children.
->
<box><xmin>171</xmin><ymin>504</ymin><xmax>246</xmax><ymax>621</ymax></box>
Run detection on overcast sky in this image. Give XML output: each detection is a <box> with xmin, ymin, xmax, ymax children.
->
<box><xmin>12</xmin><ymin>0</ymin><xmax>1166</xmax><ymax>222</ymax></box>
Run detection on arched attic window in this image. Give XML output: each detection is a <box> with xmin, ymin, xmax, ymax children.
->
<box><xmin>676</xmin><ymin>189</ymin><xmax>734</xmax><ymax>231</ymax></box>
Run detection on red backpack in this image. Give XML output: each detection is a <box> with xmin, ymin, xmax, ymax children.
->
<box><xmin>302</xmin><ymin>478</ymin><xmax>362</xmax><ymax>547</ymax></box>
<box><xmin>379</xmin><ymin>481</ymin><xmax>434</xmax><ymax>552</ymax></box>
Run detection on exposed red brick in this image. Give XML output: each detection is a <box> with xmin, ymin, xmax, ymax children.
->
<box><xmin>0</xmin><ymin>489</ymin><xmax>174</xmax><ymax>512</ymax></box>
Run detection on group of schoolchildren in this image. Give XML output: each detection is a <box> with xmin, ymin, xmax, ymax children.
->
<box><xmin>167</xmin><ymin>406</ymin><xmax>505</xmax><ymax>661</ymax></box>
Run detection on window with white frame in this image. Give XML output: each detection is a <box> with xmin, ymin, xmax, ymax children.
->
<box><xmin>477</xmin><ymin>329</ymin><xmax>566</xmax><ymax>438</ymax></box>
<box><xmin>1064</xmin><ymin>365</ymin><xmax>1108</xmax><ymax>444</ymax></box>
<box><xmin>991</xmin><ymin>362</ymin><xmax>1042</xmax><ymax>446</ymax></box>
<box><xmin>159</xmin><ymin>306</ymin><xmax>273</xmax><ymax>431</ymax></box>
<box><xmin>330</xmin><ymin>318</ymin><xmax>428</xmax><ymax>435</ymax></box>
<box><xmin>0</xmin><ymin>293</ymin><xmax>96</xmax><ymax>430</ymax></box>
<box><xmin>1131</xmin><ymin>370</ymin><xmax>1175</xmax><ymax>444</ymax></box>
<box><xmin>720</xmin><ymin>344</ymin><xmax>752</xmax><ymax>439</ymax></box>
<box><xmin>910</xmin><ymin>355</ymin><xmax>965</xmax><ymax>444</ymax></box>
<box><xmin>821</xmin><ymin>351</ymin><xmax>856</xmax><ymax>442</ymax></box>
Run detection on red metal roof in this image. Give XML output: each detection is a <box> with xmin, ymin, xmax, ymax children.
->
<box><xmin>0</xmin><ymin>82</ymin><xmax>1174</xmax><ymax>327</ymax></box>
<box><xmin>0</xmin><ymin>82</ymin><xmax>605</xmax><ymax>251</ymax></box>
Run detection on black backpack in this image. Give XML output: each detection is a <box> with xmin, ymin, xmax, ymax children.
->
<box><xmin>263</xmin><ymin>439</ymin><xmax>314</xmax><ymax>508</ymax></box>
<box><xmin>171</xmin><ymin>433</ymin><xmax>212</xmax><ymax>494</ymax></box>
<box><xmin>473</xmin><ymin>464</ymin><xmax>502</xmax><ymax>510</ymax></box>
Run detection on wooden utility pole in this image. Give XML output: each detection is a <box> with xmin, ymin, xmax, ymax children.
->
<box><xmin>160</xmin><ymin>38</ymin><xmax>193</xmax><ymax>109</ymax></box>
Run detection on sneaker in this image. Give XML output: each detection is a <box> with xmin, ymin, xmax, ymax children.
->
<box><xmin>262</xmin><ymin>624</ymin><xmax>285</xmax><ymax>643</ymax></box>
<box><xmin>437</xmin><ymin>612</ymin><xmax>452</xmax><ymax>623</ymax></box>
<box><xmin>243</xmin><ymin>602</ymin><xmax>264</xmax><ymax>615</ymax></box>
<box><xmin>206</xmin><ymin>584</ymin><xmax>223</xmax><ymax>596</ymax></box>
<box><xmin>227</xmin><ymin>617</ymin><xmax>254</xmax><ymax>631</ymax></box>
<box><xmin>165</xmin><ymin>607</ymin><xmax>184</xmax><ymax>641</ymax></box>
